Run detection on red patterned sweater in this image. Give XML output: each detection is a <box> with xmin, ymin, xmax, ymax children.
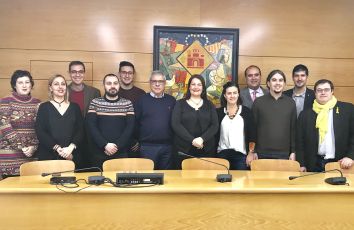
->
<box><xmin>0</xmin><ymin>93</ymin><xmax>41</xmax><ymax>175</ymax></box>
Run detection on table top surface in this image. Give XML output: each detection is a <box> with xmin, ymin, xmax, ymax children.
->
<box><xmin>0</xmin><ymin>170</ymin><xmax>353</xmax><ymax>194</ymax></box>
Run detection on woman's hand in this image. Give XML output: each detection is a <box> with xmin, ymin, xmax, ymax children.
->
<box><xmin>192</xmin><ymin>137</ymin><xmax>204</xmax><ymax>149</ymax></box>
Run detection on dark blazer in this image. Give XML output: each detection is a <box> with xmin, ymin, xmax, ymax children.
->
<box><xmin>68</xmin><ymin>83</ymin><xmax>101</xmax><ymax>117</ymax></box>
<box><xmin>215</xmin><ymin>105</ymin><xmax>256</xmax><ymax>152</ymax></box>
<box><xmin>171</xmin><ymin>99</ymin><xmax>219</xmax><ymax>154</ymax></box>
<box><xmin>240</xmin><ymin>86</ymin><xmax>268</xmax><ymax>109</ymax></box>
<box><xmin>283</xmin><ymin>87</ymin><xmax>315</xmax><ymax>112</ymax></box>
<box><xmin>296</xmin><ymin>101</ymin><xmax>354</xmax><ymax>171</ymax></box>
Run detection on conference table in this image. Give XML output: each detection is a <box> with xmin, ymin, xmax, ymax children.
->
<box><xmin>0</xmin><ymin>170</ymin><xmax>354</xmax><ymax>230</ymax></box>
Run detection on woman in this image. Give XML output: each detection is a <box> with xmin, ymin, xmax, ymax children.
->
<box><xmin>171</xmin><ymin>74</ymin><xmax>219</xmax><ymax>169</ymax></box>
<box><xmin>35</xmin><ymin>74</ymin><xmax>83</xmax><ymax>167</ymax></box>
<box><xmin>0</xmin><ymin>70</ymin><xmax>41</xmax><ymax>176</ymax></box>
<box><xmin>216</xmin><ymin>82</ymin><xmax>256</xmax><ymax>170</ymax></box>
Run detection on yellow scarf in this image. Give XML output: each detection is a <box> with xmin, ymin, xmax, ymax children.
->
<box><xmin>312</xmin><ymin>96</ymin><xmax>337</xmax><ymax>143</ymax></box>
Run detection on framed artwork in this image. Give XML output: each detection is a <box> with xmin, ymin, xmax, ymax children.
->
<box><xmin>153</xmin><ymin>25</ymin><xmax>239</xmax><ymax>106</ymax></box>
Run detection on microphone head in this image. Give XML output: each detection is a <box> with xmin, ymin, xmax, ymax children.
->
<box><xmin>41</xmin><ymin>173</ymin><xmax>50</xmax><ymax>177</ymax></box>
<box><xmin>288</xmin><ymin>176</ymin><xmax>297</xmax><ymax>180</ymax></box>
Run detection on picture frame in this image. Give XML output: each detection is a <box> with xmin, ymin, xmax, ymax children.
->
<box><xmin>153</xmin><ymin>25</ymin><xmax>239</xmax><ymax>106</ymax></box>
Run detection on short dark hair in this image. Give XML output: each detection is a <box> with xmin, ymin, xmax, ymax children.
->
<box><xmin>266</xmin><ymin>69</ymin><xmax>286</xmax><ymax>84</ymax></box>
<box><xmin>119</xmin><ymin>61</ymin><xmax>135</xmax><ymax>73</ymax></box>
<box><xmin>220</xmin><ymin>81</ymin><xmax>242</xmax><ymax>107</ymax></box>
<box><xmin>103</xmin><ymin>73</ymin><xmax>119</xmax><ymax>84</ymax></box>
<box><xmin>292</xmin><ymin>64</ymin><xmax>308</xmax><ymax>76</ymax></box>
<box><xmin>185</xmin><ymin>74</ymin><xmax>207</xmax><ymax>100</ymax></box>
<box><xmin>10</xmin><ymin>70</ymin><xmax>34</xmax><ymax>92</ymax></box>
<box><xmin>244</xmin><ymin>65</ymin><xmax>261</xmax><ymax>77</ymax></box>
<box><xmin>314</xmin><ymin>79</ymin><xmax>334</xmax><ymax>92</ymax></box>
<box><xmin>69</xmin><ymin>61</ymin><xmax>85</xmax><ymax>72</ymax></box>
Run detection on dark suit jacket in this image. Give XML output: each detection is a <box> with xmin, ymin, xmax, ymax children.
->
<box><xmin>296</xmin><ymin>101</ymin><xmax>354</xmax><ymax>171</ymax></box>
<box><xmin>283</xmin><ymin>87</ymin><xmax>315</xmax><ymax>112</ymax></box>
<box><xmin>68</xmin><ymin>83</ymin><xmax>101</xmax><ymax>117</ymax></box>
<box><xmin>240</xmin><ymin>86</ymin><xmax>268</xmax><ymax>109</ymax></box>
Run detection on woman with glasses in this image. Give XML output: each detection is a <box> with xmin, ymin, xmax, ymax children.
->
<box><xmin>0</xmin><ymin>70</ymin><xmax>41</xmax><ymax>176</ymax></box>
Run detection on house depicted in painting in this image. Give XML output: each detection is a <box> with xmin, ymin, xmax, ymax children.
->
<box><xmin>187</xmin><ymin>48</ymin><xmax>205</xmax><ymax>68</ymax></box>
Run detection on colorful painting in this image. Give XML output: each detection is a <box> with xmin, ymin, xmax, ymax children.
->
<box><xmin>153</xmin><ymin>26</ymin><xmax>239</xmax><ymax>106</ymax></box>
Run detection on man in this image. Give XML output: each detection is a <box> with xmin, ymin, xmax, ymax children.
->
<box><xmin>296</xmin><ymin>79</ymin><xmax>354</xmax><ymax>172</ymax></box>
<box><xmin>86</xmin><ymin>74</ymin><xmax>135</xmax><ymax>169</ymax></box>
<box><xmin>248</xmin><ymin>70</ymin><xmax>296</xmax><ymax>164</ymax></box>
<box><xmin>240</xmin><ymin>65</ymin><xmax>268</xmax><ymax>109</ymax></box>
<box><xmin>117</xmin><ymin>61</ymin><xmax>145</xmax><ymax>104</ymax></box>
<box><xmin>68</xmin><ymin>61</ymin><xmax>101</xmax><ymax>117</ymax></box>
<box><xmin>283</xmin><ymin>64</ymin><xmax>315</xmax><ymax>117</ymax></box>
<box><xmin>134</xmin><ymin>71</ymin><xmax>176</xmax><ymax>169</ymax></box>
<box><xmin>68</xmin><ymin>61</ymin><xmax>101</xmax><ymax>168</ymax></box>
<box><xmin>117</xmin><ymin>61</ymin><xmax>145</xmax><ymax>156</ymax></box>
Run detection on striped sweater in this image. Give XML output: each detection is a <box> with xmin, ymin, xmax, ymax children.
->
<box><xmin>0</xmin><ymin>93</ymin><xmax>41</xmax><ymax>175</ymax></box>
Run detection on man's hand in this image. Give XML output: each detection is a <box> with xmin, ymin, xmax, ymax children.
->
<box><xmin>339</xmin><ymin>157</ymin><xmax>354</xmax><ymax>169</ymax></box>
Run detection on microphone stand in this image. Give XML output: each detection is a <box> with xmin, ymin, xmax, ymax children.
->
<box><xmin>178</xmin><ymin>152</ymin><xmax>232</xmax><ymax>183</ymax></box>
<box><xmin>289</xmin><ymin>169</ymin><xmax>347</xmax><ymax>185</ymax></box>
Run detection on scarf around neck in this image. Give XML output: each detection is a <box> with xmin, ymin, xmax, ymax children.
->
<box><xmin>312</xmin><ymin>96</ymin><xmax>337</xmax><ymax>143</ymax></box>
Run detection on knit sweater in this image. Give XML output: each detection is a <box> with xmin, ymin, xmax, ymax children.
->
<box><xmin>134</xmin><ymin>93</ymin><xmax>176</xmax><ymax>145</ymax></box>
<box><xmin>252</xmin><ymin>93</ymin><xmax>296</xmax><ymax>157</ymax></box>
<box><xmin>86</xmin><ymin>96</ymin><xmax>135</xmax><ymax>165</ymax></box>
<box><xmin>0</xmin><ymin>93</ymin><xmax>40</xmax><ymax>175</ymax></box>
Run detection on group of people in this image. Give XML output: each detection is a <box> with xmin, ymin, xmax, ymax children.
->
<box><xmin>0</xmin><ymin>61</ymin><xmax>353</xmax><ymax>176</ymax></box>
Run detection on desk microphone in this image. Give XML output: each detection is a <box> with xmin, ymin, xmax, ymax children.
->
<box><xmin>42</xmin><ymin>167</ymin><xmax>105</xmax><ymax>185</ymax></box>
<box><xmin>178</xmin><ymin>151</ymin><xmax>232</xmax><ymax>183</ymax></box>
<box><xmin>289</xmin><ymin>169</ymin><xmax>347</xmax><ymax>185</ymax></box>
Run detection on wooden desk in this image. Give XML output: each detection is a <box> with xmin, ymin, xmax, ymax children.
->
<box><xmin>0</xmin><ymin>170</ymin><xmax>353</xmax><ymax>230</ymax></box>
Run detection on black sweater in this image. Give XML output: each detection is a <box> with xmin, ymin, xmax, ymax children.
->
<box><xmin>171</xmin><ymin>99</ymin><xmax>219</xmax><ymax>154</ymax></box>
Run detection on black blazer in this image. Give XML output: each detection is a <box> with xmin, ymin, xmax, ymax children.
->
<box><xmin>215</xmin><ymin>105</ymin><xmax>256</xmax><ymax>152</ymax></box>
<box><xmin>283</xmin><ymin>87</ymin><xmax>315</xmax><ymax>112</ymax></box>
<box><xmin>171</xmin><ymin>99</ymin><xmax>218</xmax><ymax>154</ymax></box>
<box><xmin>296</xmin><ymin>101</ymin><xmax>354</xmax><ymax>171</ymax></box>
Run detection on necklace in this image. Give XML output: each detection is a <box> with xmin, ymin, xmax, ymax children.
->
<box><xmin>53</xmin><ymin>99</ymin><xmax>65</xmax><ymax>107</ymax></box>
<box><xmin>189</xmin><ymin>98</ymin><xmax>203</xmax><ymax>110</ymax></box>
<box><xmin>226</xmin><ymin>105</ymin><xmax>238</xmax><ymax>119</ymax></box>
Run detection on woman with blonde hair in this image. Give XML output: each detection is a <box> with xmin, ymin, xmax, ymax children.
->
<box><xmin>35</xmin><ymin>74</ymin><xmax>83</xmax><ymax>166</ymax></box>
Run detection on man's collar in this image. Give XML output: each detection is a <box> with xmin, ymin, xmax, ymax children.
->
<box><xmin>150</xmin><ymin>92</ymin><xmax>164</xmax><ymax>98</ymax></box>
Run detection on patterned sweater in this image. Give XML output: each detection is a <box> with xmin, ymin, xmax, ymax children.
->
<box><xmin>86</xmin><ymin>96</ymin><xmax>135</xmax><ymax>167</ymax></box>
<box><xmin>0</xmin><ymin>93</ymin><xmax>41</xmax><ymax>175</ymax></box>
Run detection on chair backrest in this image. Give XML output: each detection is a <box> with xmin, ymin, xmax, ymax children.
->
<box><xmin>250</xmin><ymin>159</ymin><xmax>300</xmax><ymax>172</ymax></box>
<box><xmin>20</xmin><ymin>160</ymin><xmax>75</xmax><ymax>176</ymax></box>
<box><xmin>325</xmin><ymin>162</ymin><xmax>354</xmax><ymax>174</ymax></box>
<box><xmin>102</xmin><ymin>158</ymin><xmax>154</xmax><ymax>171</ymax></box>
<box><xmin>181</xmin><ymin>158</ymin><xmax>230</xmax><ymax>170</ymax></box>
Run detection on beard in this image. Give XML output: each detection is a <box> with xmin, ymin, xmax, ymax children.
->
<box><xmin>105</xmin><ymin>89</ymin><xmax>118</xmax><ymax>97</ymax></box>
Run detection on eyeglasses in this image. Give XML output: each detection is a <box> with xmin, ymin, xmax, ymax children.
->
<box><xmin>150</xmin><ymin>80</ymin><xmax>166</xmax><ymax>85</ymax></box>
<box><xmin>70</xmin><ymin>70</ymin><xmax>85</xmax><ymax>75</ymax></box>
<box><xmin>316</xmin><ymin>88</ymin><xmax>331</xmax><ymax>93</ymax></box>
<box><xmin>120</xmin><ymin>71</ymin><xmax>134</xmax><ymax>76</ymax></box>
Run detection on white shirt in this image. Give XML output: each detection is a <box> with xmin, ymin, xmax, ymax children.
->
<box><xmin>217</xmin><ymin>106</ymin><xmax>246</xmax><ymax>154</ymax></box>
<box><xmin>318</xmin><ymin>109</ymin><xmax>335</xmax><ymax>159</ymax></box>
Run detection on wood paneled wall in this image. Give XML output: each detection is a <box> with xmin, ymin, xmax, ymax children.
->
<box><xmin>0</xmin><ymin>0</ymin><xmax>353</xmax><ymax>103</ymax></box>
